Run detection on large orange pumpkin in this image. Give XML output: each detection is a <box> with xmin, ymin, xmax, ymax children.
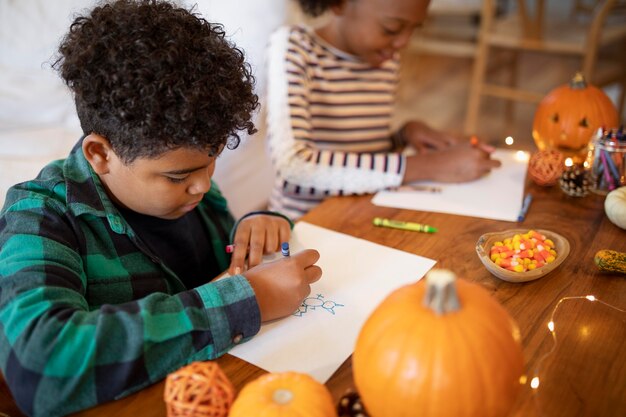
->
<box><xmin>229</xmin><ymin>371</ymin><xmax>338</xmax><ymax>417</ymax></box>
<box><xmin>532</xmin><ymin>72</ymin><xmax>618</xmax><ymax>162</ymax></box>
<box><xmin>353</xmin><ymin>269</ymin><xmax>524</xmax><ymax>417</ymax></box>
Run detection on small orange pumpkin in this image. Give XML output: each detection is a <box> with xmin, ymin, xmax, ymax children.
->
<box><xmin>532</xmin><ymin>72</ymin><xmax>618</xmax><ymax>162</ymax></box>
<box><xmin>229</xmin><ymin>371</ymin><xmax>338</xmax><ymax>417</ymax></box>
<box><xmin>353</xmin><ymin>269</ymin><xmax>524</xmax><ymax>417</ymax></box>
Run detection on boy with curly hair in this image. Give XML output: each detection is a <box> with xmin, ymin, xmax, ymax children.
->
<box><xmin>0</xmin><ymin>1</ymin><xmax>321</xmax><ymax>416</ymax></box>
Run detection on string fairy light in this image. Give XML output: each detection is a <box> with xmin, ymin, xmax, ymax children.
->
<box><xmin>515</xmin><ymin>150</ymin><xmax>530</xmax><ymax>162</ymax></box>
<box><xmin>528</xmin><ymin>295</ymin><xmax>625</xmax><ymax>392</ymax></box>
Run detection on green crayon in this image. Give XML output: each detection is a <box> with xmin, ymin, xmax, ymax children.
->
<box><xmin>372</xmin><ymin>217</ymin><xmax>438</xmax><ymax>233</ymax></box>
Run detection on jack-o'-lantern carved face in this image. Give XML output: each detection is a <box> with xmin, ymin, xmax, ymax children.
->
<box><xmin>532</xmin><ymin>73</ymin><xmax>618</xmax><ymax>162</ymax></box>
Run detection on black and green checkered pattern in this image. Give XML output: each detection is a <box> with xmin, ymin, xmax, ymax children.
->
<box><xmin>0</xmin><ymin>140</ymin><xmax>261</xmax><ymax>417</ymax></box>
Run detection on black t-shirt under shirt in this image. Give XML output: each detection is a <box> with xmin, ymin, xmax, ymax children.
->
<box><xmin>119</xmin><ymin>207</ymin><xmax>220</xmax><ymax>289</ymax></box>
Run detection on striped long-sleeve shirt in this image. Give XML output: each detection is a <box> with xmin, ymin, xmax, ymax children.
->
<box><xmin>0</xmin><ymin>140</ymin><xmax>261</xmax><ymax>417</ymax></box>
<box><xmin>266</xmin><ymin>25</ymin><xmax>406</xmax><ymax>219</ymax></box>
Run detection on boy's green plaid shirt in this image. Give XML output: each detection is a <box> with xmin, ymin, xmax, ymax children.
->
<box><xmin>0</xmin><ymin>140</ymin><xmax>261</xmax><ymax>417</ymax></box>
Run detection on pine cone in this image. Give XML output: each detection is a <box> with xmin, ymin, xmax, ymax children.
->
<box><xmin>337</xmin><ymin>390</ymin><xmax>370</xmax><ymax>417</ymax></box>
<box><xmin>559</xmin><ymin>165</ymin><xmax>590</xmax><ymax>197</ymax></box>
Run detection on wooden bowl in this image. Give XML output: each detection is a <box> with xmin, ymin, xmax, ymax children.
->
<box><xmin>476</xmin><ymin>229</ymin><xmax>570</xmax><ymax>283</ymax></box>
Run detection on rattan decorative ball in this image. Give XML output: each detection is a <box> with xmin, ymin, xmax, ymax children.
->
<box><xmin>164</xmin><ymin>361</ymin><xmax>235</xmax><ymax>417</ymax></box>
<box><xmin>559</xmin><ymin>165</ymin><xmax>590</xmax><ymax>197</ymax></box>
<box><xmin>528</xmin><ymin>150</ymin><xmax>565</xmax><ymax>186</ymax></box>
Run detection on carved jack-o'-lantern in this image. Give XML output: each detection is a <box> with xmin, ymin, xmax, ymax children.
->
<box><xmin>532</xmin><ymin>73</ymin><xmax>619</xmax><ymax>162</ymax></box>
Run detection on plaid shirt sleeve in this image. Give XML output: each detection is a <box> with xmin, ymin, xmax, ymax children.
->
<box><xmin>0</xmin><ymin>159</ymin><xmax>261</xmax><ymax>417</ymax></box>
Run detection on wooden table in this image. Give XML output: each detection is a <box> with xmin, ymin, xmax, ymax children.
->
<box><xmin>1</xmin><ymin>180</ymin><xmax>625</xmax><ymax>416</ymax></box>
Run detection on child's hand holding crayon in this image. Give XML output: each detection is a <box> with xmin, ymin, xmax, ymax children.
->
<box><xmin>243</xmin><ymin>249</ymin><xmax>322</xmax><ymax>321</ymax></box>
<box><xmin>229</xmin><ymin>214</ymin><xmax>292</xmax><ymax>274</ymax></box>
<box><xmin>404</xmin><ymin>139</ymin><xmax>502</xmax><ymax>183</ymax></box>
<box><xmin>435</xmin><ymin>143</ymin><xmax>502</xmax><ymax>182</ymax></box>
<box><xmin>400</xmin><ymin>120</ymin><xmax>459</xmax><ymax>152</ymax></box>
<box><xmin>470</xmin><ymin>135</ymin><xmax>497</xmax><ymax>154</ymax></box>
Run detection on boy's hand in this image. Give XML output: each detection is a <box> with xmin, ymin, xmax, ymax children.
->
<box><xmin>243</xmin><ymin>249</ymin><xmax>322</xmax><ymax>321</ymax></box>
<box><xmin>229</xmin><ymin>214</ymin><xmax>291</xmax><ymax>274</ymax></box>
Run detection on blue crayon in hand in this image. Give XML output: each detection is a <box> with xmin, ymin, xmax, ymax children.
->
<box><xmin>281</xmin><ymin>242</ymin><xmax>290</xmax><ymax>257</ymax></box>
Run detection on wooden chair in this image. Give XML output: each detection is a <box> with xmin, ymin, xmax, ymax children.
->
<box><xmin>410</xmin><ymin>0</ymin><xmax>512</xmax><ymax>58</ymax></box>
<box><xmin>410</xmin><ymin>1</ymin><xmax>483</xmax><ymax>58</ymax></box>
<box><xmin>464</xmin><ymin>0</ymin><xmax>626</xmax><ymax>136</ymax></box>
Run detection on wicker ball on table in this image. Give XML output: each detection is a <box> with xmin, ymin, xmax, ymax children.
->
<box><xmin>528</xmin><ymin>150</ymin><xmax>565</xmax><ymax>186</ymax></box>
<box><xmin>164</xmin><ymin>361</ymin><xmax>235</xmax><ymax>417</ymax></box>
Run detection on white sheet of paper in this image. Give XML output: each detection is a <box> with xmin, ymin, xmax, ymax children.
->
<box><xmin>229</xmin><ymin>221</ymin><xmax>436</xmax><ymax>383</ymax></box>
<box><xmin>372</xmin><ymin>149</ymin><xmax>529</xmax><ymax>222</ymax></box>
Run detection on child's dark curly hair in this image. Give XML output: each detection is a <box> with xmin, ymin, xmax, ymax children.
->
<box><xmin>53</xmin><ymin>0</ymin><xmax>258</xmax><ymax>163</ymax></box>
<box><xmin>296</xmin><ymin>0</ymin><xmax>343</xmax><ymax>17</ymax></box>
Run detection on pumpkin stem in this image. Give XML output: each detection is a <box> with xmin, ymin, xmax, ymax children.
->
<box><xmin>423</xmin><ymin>269</ymin><xmax>461</xmax><ymax>315</ymax></box>
<box><xmin>569</xmin><ymin>72</ymin><xmax>587</xmax><ymax>90</ymax></box>
<box><xmin>272</xmin><ymin>388</ymin><xmax>294</xmax><ymax>405</ymax></box>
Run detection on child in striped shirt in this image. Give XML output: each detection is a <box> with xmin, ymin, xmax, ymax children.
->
<box><xmin>266</xmin><ymin>0</ymin><xmax>501</xmax><ymax>219</ymax></box>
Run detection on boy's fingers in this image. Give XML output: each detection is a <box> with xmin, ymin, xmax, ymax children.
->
<box><xmin>297</xmin><ymin>284</ymin><xmax>312</xmax><ymax>301</ymax></box>
<box><xmin>229</xmin><ymin>246</ymin><xmax>248</xmax><ymax>274</ymax></box>
<box><xmin>305</xmin><ymin>265</ymin><xmax>322</xmax><ymax>283</ymax></box>
<box><xmin>246</xmin><ymin>227</ymin><xmax>266</xmax><ymax>268</ymax></box>
<box><xmin>279</xmin><ymin>225</ymin><xmax>291</xmax><ymax>251</ymax></box>
<box><xmin>264</xmin><ymin>228</ymin><xmax>279</xmax><ymax>254</ymax></box>
<box><xmin>230</xmin><ymin>230</ymin><xmax>251</xmax><ymax>273</ymax></box>
<box><xmin>293</xmin><ymin>249</ymin><xmax>320</xmax><ymax>267</ymax></box>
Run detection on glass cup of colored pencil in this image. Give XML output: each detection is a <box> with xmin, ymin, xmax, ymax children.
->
<box><xmin>588</xmin><ymin>128</ymin><xmax>626</xmax><ymax>195</ymax></box>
